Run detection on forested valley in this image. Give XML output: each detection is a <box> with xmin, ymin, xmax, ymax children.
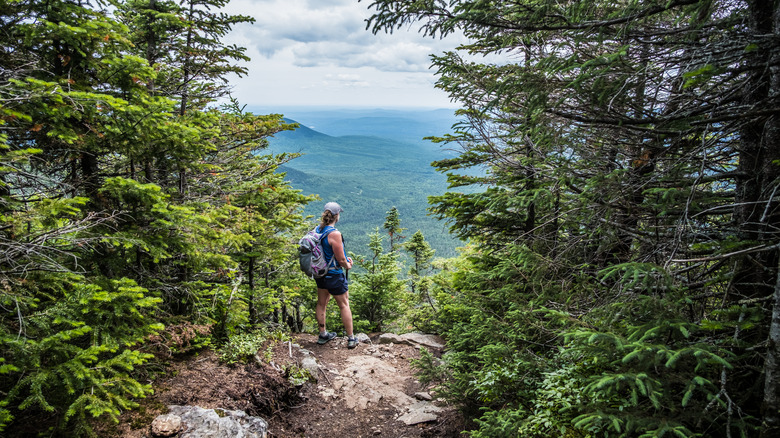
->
<box><xmin>2</xmin><ymin>1</ymin><xmax>780</xmax><ymax>437</ymax></box>
<box><xmin>265</xmin><ymin>110</ymin><xmax>465</xmax><ymax>259</ymax></box>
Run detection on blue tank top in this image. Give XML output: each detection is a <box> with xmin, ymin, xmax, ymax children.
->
<box><xmin>316</xmin><ymin>225</ymin><xmax>347</xmax><ymax>274</ymax></box>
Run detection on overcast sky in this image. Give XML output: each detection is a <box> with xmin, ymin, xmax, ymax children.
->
<box><xmin>221</xmin><ymin>0</ymin><xmax>465</xmax><ymax>109</ymax></box>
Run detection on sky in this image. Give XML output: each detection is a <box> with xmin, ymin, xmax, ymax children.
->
<box><xmin>221</xmin><ymin>0</ymin><xmax>466</xmax><ymax>109</ymax></box>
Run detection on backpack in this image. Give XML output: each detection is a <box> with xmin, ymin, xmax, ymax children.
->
<box><xmin>298</xmin><ymin>227</ymin><xmax>337</xmax><ymax>278</ymax></box>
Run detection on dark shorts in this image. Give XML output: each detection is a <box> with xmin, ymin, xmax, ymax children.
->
<box><xmin>315</xmin><ymin>272</ymin><xmax>348</xmax><ymax>296</ymax></box>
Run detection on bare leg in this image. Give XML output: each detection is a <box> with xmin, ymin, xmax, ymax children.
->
<box><xmin>316</xmin><ymin>288</ymin><xmax>331</xmax><ymax>334</ymax></box>
<box><xmin>332</xmin><ymin>292</ymin><xmax>354</xmax><ymax>337</ymax></box>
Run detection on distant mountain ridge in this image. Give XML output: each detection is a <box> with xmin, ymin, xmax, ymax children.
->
<box><xmin>278</xmin><ymin>119</ymin><xmax>332</xmax><ymax>140</ymax></box>
<box><xmin>302</xmin><ymin>116</ymin><xmax>454</xmax><ymax>144</ymax></box>
<box><xmin>275</xmin><ymin>118</ymin><xmax>439</xmax><ymax>166</ymax></box>
<box><xmin>261</xmin><ymin>107</ymin><xmax>459</xmax><ymax>147</ymax></box>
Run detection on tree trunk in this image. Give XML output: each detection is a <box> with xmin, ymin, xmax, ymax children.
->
<box><xmin>144</xmin><ymin>160</ymin><xmax>153</xmax><ymax>183</ymax></box>
<box><xmin>761</xmin><ymin>259</ymin><xmax>780</xmax><ymax>437</ymax></box>
<box><xmin>734</xmin><ymin>0</ymin><xmax>780</xmax><ymax>300</ymax></box>
<box><xmin>146</xmin><ymin>0</ymin><xmax>158</xmax><ymax>93</ymax></box>
<box><xmin>179</xmin><ymin>166</ymin><xmax>186</xmax><ymax>198</ymax></box>
<box><xmin>180</xmin><ymin>0</ymin><xmax>194</xmax><ymax>117</ymax></box>
<box><xmin>760</xmin><ymin>2</ymin><xmax>780</xmax><ymax>433</ymax></box>
<box><xmin>248</xmin><ymin>256</ymin><xmax>256</xmax><ymax>325</ymax></box>
<box><xmin>81</xmin><ymin>151</ymin><xmax>99</xmax><ymax>200</ymax></box>
<box><xmin>523</xmin><ymin>137</ymin><xmax>536</xmax><ymax>235</ymax></box>
<box><xmin>294</xmin><ymin>304</ymin><xmax>303</xmax><ymax>332</ymax></box>
<box><xmin>281</xmin><ymin>302</ymin><xmax>289</xmax><ymax>331</ymax></box>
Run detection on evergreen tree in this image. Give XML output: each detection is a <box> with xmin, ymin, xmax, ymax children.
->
<box><xmin>117</xmin><ymin>0</ymin><xmax>254</xmax><ymax>196</ymax></box>
<box><xmin>403</xmin><ymin>230</ymin><xmax>437</xmax><ymax>332</ymax></box>
<box><xmin>350</xmin><ymin>229</ymin><xmax>406</xmax><ymax>332</ymax></box>
<box><xmin>174</xmin><ymin>0</ymin><xmax>254</xmax><ymax>115</ymax></box>
<box><xmin>0</xmin><ymin>1</ymin><xmax>172</xmax><ymax>432</ymax></box>
<box><xmin>197</xmin><ymin>100</ymin><xmax>310</xmax><ymax>336</ymax></box>
<box><xmin>382</xmin><ymin>206</ymin><xmax>406</xmax><ymax>252</ymax></box>
<box><xmin>404</xmin><ymin>230</ymin><xmax>435</xmax><ymax>302</ymax></box>
<box><xmin>405</xmin><ymin>230</ymin><xmax>435</xmax><ymax>279</ymax></box>
<box><xmin>119</xmin><ymin>0</ymin><xmax>253</xmax><ymax>113</ymax></box>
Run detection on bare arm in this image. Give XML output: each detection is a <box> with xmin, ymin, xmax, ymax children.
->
<box><xmin>328</xmin><ymin>231</ymin><xmax>352</xmax><ymax>270</ymax></box>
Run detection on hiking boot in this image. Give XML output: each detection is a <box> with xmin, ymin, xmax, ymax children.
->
<box><xmin>347</xmin><ymin>336</ymin><xmax>359</xmax><ymax>349</ymax></box>
<box><xmin>317</xmin><ymin>331</ymin><xmax>337</xmax><ymax>345</ymax></box>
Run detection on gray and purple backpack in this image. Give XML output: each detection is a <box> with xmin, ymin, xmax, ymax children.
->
<box><xmin>298</xmin><ymin>227</ymin><xmax>336</xmax><ymax>278</ymax></box>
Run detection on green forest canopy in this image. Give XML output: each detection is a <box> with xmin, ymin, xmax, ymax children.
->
<box><xmin>2</xmin><ymin>0</ymin><xmax>780</xmax><ymax>437</ymax></box>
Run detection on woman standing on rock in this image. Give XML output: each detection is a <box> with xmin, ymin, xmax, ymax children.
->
<box><xmin>314</xmin><ymin>202</ymin><xmax>358</xmax><ymax>349</ymax></box>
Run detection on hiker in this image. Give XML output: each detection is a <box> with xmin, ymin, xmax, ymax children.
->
<box><xmin>314</xmin><ymin>202</ymin><xmax>359</xmax><ymax>349</ymax></box>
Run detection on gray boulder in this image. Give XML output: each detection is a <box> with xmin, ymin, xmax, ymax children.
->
<box><xmin>301</xmin><ymin>355</ymin><xmax>320</xmax><ymax>381</ymax></box>
<box><xmin>151</xmin><ymin>413</ymin><xmax>182</xmax><ymax>437</ymax></box>
<box><xmin>152</xmin><ymin>405</ymin><xmax>268</xmax><ymax>438</ymax></box>
<box><xmin>377</xmin><ymin>333</ymin><xmax>404</xmax><ymax>345</ymax></box>
<box><xmin>355</xmin><ymin>332</ymin><xmax>372</xmax><ymax>344</ymax></box>
<box><xmin>399</xmin><ymin>333</ymin><xmax>444</xmax><ymax>350</ymax></box>
<box><xmin>378</xmin><ymin>333</ymin><xmax>445</xmax><ymax>350</ymax></box>
<box><xmin>396</xmin><ymin>401</ymin><xmax>444</xmax><ymax>426</ymax></box>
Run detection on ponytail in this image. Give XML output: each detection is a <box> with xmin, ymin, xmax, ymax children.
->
<box><xmin>320</xmin><ymin>210</ymin><xmax>336</xmax><ymax>230</ymax></box>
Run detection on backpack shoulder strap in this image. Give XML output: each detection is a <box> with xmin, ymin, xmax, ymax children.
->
<box><xmin>320</xmin><ymin>227</ymin><xmax>338</xmax><ymax>270</ymax></box>
<box><xmin>319</xmin><ymin>226</ymin><xmax>336</xmax><ymax>239</ymax></box>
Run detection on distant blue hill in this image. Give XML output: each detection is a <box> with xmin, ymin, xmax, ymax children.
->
<box><xmin>298</xmin><ymin>115</ymin><xmax>456</xmax><ymax>145</ymax></box>
<box><xmin>255</xmin><ymin>107</ymin><xmax>461</xmax><ymax>146</ymax></box>
<box><xmin>273</xmin><ymin>119</ymin><xmax>441</xmax><ymax>171</ymax></box>
<box><xmin>277</xmin><ymin>119</ymin><xmax>332</xmax><ymax>140</ymax></box>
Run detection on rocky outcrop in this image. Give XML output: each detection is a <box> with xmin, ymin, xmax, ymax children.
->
<box><xmin>151</xmin><ymin>405</ymin><xmax>268</xmax><ymax>438</ymax></box>
<box><xmin>377</xmin><ymin>332</ymin><xmax>445</xmax><ymax>350</ymax></box>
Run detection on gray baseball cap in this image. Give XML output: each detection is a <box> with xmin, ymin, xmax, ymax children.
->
<box><xmin>324</xmin><ymin>202</ymin><xmax>343</xmax><ymax>215</ymax></box>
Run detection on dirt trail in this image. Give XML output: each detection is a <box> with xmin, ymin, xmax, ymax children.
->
<box><xmin>272</xmin><ymin>333</ymin><xmax>465</xmax><ymax>438</ymax></box>
<box><xmin>104</xmin><ymin>333</ymin><xmax>466</xmax><ymax>438</ymax></box>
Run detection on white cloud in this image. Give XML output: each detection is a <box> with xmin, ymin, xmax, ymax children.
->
<box><xmin>288</xmin><ymin>40</ymin><xmax>433</xmax><ymax>72</ymax></box>
<box><xmin>221</xmin><ymin>0</ymin><xmax>465</xmax><ymax>107</ymax></box>
<box><xmin>302</xmin><ymin>73</ymin><xmax>371</xmax><ymax>90</ymax></box>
